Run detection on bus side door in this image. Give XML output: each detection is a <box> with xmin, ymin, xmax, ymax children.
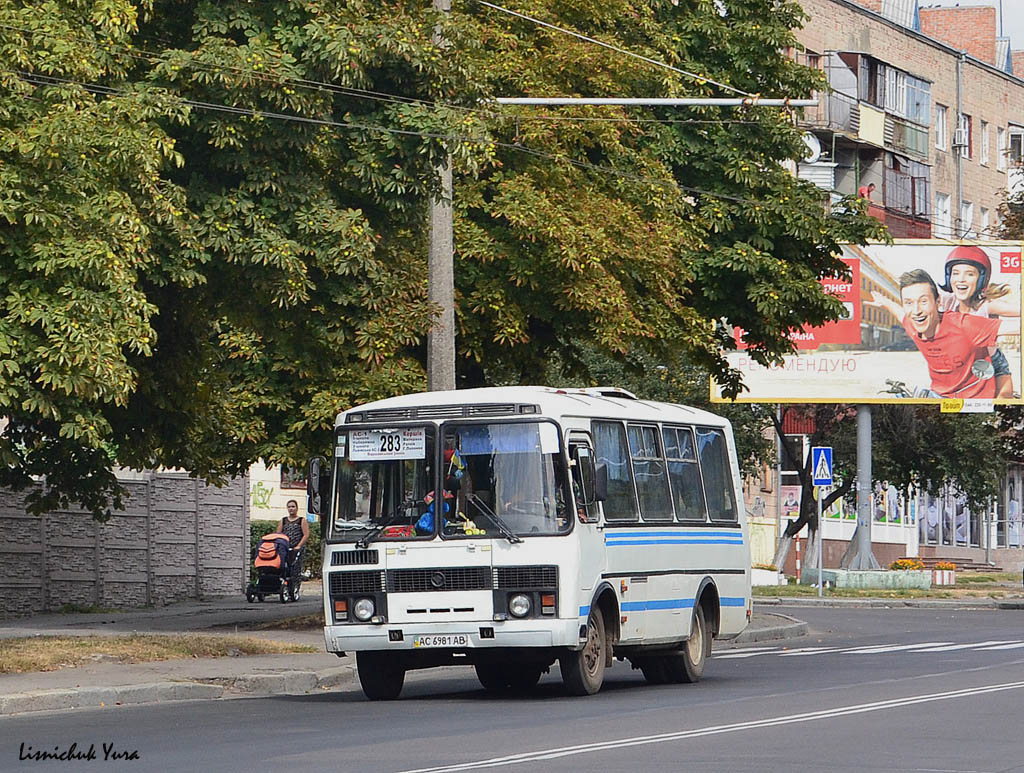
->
<box><xmin>568</xmin><ymin>433</ymin><xmax>604</xmax><ymax>595</ymax></box>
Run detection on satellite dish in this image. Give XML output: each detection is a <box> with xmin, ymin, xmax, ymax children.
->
<box><xmin>801</xmin><ymin>132</ymin><xmax>822</xmax><ymax>163</ymax></box>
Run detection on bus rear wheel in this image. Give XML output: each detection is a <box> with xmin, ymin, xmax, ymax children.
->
<box><xmin>356</xmin><ymin>652</ymin><xmax>406</xmax><ymax>700</ymax></box>
<box><xmin>560</xmin><ymin>607</ymin><xmax>606</xmax><ymax>696</ymax></box>
<box><xmin>674</xmin><ymin>604</ymin><xmax>710</xmax><ymax>683</ymax></box>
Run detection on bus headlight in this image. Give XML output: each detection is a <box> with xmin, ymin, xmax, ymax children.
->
<box><xmin>509</xmin><ymin>594</ymin><xmax>532</xmax><ymax>618</ymax></box>
<box><xmin>353</xmin><ymin>598</ymin><xmax>375</xmax><ymax>622</ymax></box>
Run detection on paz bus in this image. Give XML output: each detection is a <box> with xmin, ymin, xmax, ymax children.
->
<box><xmin>306</xmin><ymin>386</ymin><xmax>751</xmax><ymax>700</ymax></box>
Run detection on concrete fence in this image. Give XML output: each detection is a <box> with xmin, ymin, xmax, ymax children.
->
<box><xmin>0</xmin><ymin>472</ymin><xmax>249</xmax><ymax>618</ymax></box>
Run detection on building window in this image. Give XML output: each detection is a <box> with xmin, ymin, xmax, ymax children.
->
<box><xmin>981</xmin><ymin>207</ymin><xmax>990</xmax><ymax>237</ymax></box>
<box><xmin>935</xmin><ymin>105</ymin><xmax>947</xmax><ymax>150</ymax></box>
<box><xmin>960</xmin><ymin>201</ymin><xmax>974</xmax><ymax>239</ymax></box>
<box><xmin>935</xmin><ymin>192</ymin><xmax>952</xmax><ymax>239</ymax></box>
<box><xmin>980</xmin><ymin>121</ymin><xmax>990</xmax><ymax>166</ymax></box>
<box><xmin>997</xmin><ymin>127</ymin><xmax>1007</xmax><ymax>170</ymax></box>
<box><xmin>956</xmin><ymin>114</ymin><xmax>972</xmax><ymax>159</ymax></box>
<box><xmin>906</xmin><ymin>76</ymin><xmax>931</xmax><ymax>126</ymax></box>
<box><xmin>1011</xmin><ymin>130</ymin><xmax>1024</xmax><ymax>167</ymax></box>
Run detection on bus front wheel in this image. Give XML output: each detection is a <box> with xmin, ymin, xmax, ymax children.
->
<box><xmin>560</xmin><ymin>607</ymin><xmax>607</xmax><ymax>695</ymax></box>
<box><xmin>357</xmin><ymin>652</ymin><xmax>406</xmax><ymax>700</ymax></box>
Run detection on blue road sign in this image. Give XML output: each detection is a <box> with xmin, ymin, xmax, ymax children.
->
<box><xmin>811</xmin><ymin>446</ymin><xmax>833</xmax><ymax>486</ymax></box>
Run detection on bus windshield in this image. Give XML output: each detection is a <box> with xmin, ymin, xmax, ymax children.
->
<box><xmin>440</xmin><ymin>421</ymin><xmax>571</xmax><ymax>538</ymax></box>
<box><xmin>330</xmin><ymin>426</ymin><xmax>436</xmax><ymax>543</ymax></box>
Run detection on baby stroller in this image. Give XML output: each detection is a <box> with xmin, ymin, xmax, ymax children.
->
<box><xmin>246</xmin><ymin>531</ymin><xmax>300</xmax><ymax>603</ymax></box>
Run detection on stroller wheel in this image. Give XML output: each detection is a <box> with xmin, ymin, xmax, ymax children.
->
<box><xmin>279</xmin><ymin>587</ymin><xmax>288</xmax><ymax>603</ymax></box>
<box><xmin>246</xmin><ymin>590</ymin><xmax>255</xmax><ymax>603</ymax></box>
<box><xmin>289</xmin><ymin>582</ymin><xmax>301</xmax><ymax>602</ymax></box>
<box><xmin>258</xmin><ymin>594</ymin><xmax>265</xmax><ymax>602</ymax></box>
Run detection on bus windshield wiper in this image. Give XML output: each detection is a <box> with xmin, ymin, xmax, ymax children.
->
<box><xmin>356</xmin><ymin>496</ymin><xmax>416</xmax><ymax>549</ymax></box>
<box><xmin>466</xmin><ymin>493</ymin><xmax>523</xmax><ymax>544</ymax></box>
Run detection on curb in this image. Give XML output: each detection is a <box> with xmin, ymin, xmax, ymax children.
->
<box><xmin>0</xmin><ymin>666</ymin><xmax>357</xmax><ymax>717</ymax></box>
<box><xmin>755</xmin><ymin>597</ymin><xmax>1024</xmax><ymax>609</ymax></box>
<box><xmin>733</xmin><ymin>614</ymin><xmax>808</xmax><ymax>644</ymax></box>
<box><xmin>0</xmin><ymin>682</ymin><xmax>224</xmax><ymax>717</ymax></box>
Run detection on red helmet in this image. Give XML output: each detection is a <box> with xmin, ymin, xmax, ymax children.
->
<box><xmin>940</xmin><ymin>245</ymin><xmax>991</xmax><ymax>294</ymax></box>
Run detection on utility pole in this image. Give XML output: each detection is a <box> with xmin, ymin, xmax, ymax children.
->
<box><xmin>426</xmin><ymin>0</ymin><xmax>456</xmax><ymax>392</ymax></box>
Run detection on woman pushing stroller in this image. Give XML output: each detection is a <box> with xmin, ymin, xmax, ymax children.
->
<box><xmin>280</xmin><ymin>499</ymin><xmax>310</xmax><ymax>594</ymax></box>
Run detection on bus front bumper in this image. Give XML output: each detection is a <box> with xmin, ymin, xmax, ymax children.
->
<box><xmin>325</xmin><ymin>618</ymin><xmax>583</xmax><ymax>653</ymax></box>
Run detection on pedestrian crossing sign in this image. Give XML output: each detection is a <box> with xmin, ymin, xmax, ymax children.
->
<box><xmin>811</xmin><ymin>446</ymin><xmax>833</xmax><ymax>487</ymax></box>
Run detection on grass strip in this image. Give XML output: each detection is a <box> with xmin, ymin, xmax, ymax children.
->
<box><xmin>0</xmin><ymin>634</ymin><xmax>316</xmax><ymax>674</ymax></box>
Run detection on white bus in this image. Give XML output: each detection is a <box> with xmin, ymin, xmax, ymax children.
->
<box><xmin>308</xmin><ymin>386</ymin><xmax>751</xmax><ymax>700</ymax></box>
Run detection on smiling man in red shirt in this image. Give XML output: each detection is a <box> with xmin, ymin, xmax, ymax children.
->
<box><xmin>898</xmin><ymin>268</ymin><xmax>1007</xmax><ymax>398</ymax></box>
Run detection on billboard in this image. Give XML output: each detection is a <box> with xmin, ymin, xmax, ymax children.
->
<box><xmin>713</xmin><ymin>240</ymin><xmax>1024</xmax><ymax>404</ymax></box>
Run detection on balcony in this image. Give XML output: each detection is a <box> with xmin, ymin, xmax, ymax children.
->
<box><xmin>888</xmin><ymin>116</ymin><xmax>930</xmax><ymax>161</ymax></box>
<box><xmin>802</xmin><ymin>91</ymin><xmax>860</xmax><ymax>136</ymax></box>
<box><xmin>867</xmin><ymin>204</ymin><xmax>931</xmax><ymax>238</ymax></box>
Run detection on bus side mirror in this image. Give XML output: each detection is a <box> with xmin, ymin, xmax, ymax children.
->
<box><xmin>306</xmin><ymin>456</ymin><xmax>329</xmax><ymax>517</ymax></box>
<box><xmin>594</xmin><ymin>462</ymin><xmax>608</xmax><ymax>503</ymax></box>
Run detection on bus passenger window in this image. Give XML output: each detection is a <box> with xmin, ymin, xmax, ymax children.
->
<box><xmin>696</xmin><ymin>428</ymin><xmax>738</xmax><ymax>521</ymax></box>
<box><xmin>627</xmin><ymin>424</ymin><xmax>673</xmax><ymax>521</ymax></box>
<box><xmin>663</xmin><ymin>427</ymin><xmax>707</xmax><ymax>522</ymax></box>
<box><xmin>593</xmin><ymin>421</ymin><xmax>639</xmax><ymax>521</ymax></box>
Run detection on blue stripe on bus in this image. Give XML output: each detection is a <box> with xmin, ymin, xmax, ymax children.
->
<box><xmin>605</xmin><ymin>538</ymin><xmax>744</xmax><ymax>546</ymax></box>
<box><xmin>583</xmin><ymin>597</ymin><xmax>746</xmax><ymax>616</ymax></box>
<box><xmin>608</xmin><ymin>531</ymin><xmax>743</xmax><ymax>538</ymax></box>
<box><xmin>622</xmin><ymin>598</ymin><xmax>696</xmax><ymax>612</ymax></box>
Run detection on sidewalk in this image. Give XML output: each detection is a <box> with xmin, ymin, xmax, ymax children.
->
<box><xmin>0</xmin><ymin>591</ymin><xmax>803</xmax><ymax>717</ymax></box>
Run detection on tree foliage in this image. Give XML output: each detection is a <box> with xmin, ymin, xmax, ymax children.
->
<box><xmin>1</xmin><ymin>0</ymin><xmax>881</xmax><ymax>517</ymax></box>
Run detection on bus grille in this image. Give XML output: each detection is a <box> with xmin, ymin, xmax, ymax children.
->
<box><xmin>495</xmin><ymin>565</ymin><xmax>558</xmax><ymax>589</ymax></box>
<box><xmin>329</xmin><ymin>570</ymin><xmax>384</xmax><ymax>595</ymax></box>
<box><xmin>387</xmin><ymin>567</ymin><xmax>491</xmax><ymax>593</ymax></box>
<box><xmin>331</xmin><ymin>550</ymin><xmax>379</xmax><ymax>566</ymax></box>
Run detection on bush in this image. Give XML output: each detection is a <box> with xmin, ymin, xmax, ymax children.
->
<box><xmin>250</xmin><ymin>518</ymin><xmax>322</xmax><ymax>576</ymax></box>
<box><xmin>890</xmin><ymin>557</ymin><xmax>925</xmax><ymax>571</ymax></box>
<box><xmin>753</xmin><ymin>563</ymin><xmax>778</xmax><ymax>571</ymax></box>
<box><xmin>934</xmin><ymin>561</ymin><xmax>957</xmax><ymax>571</ymax></box>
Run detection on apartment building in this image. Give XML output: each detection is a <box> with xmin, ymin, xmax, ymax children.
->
<box><xmin>795</xmin><ymin>0</ymin><xmax>1024</xmax><ymax>238</ymax></box>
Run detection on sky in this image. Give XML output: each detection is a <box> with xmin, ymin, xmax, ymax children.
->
<box><xmin>920</xmin><ymin>0</ymin><xmax>1024</xmax><ymax>51</ymax></box>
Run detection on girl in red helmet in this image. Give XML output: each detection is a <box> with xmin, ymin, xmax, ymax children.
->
<box><xmin>938</xmin><ymin>245</ymin><xmax>1019</xmax><ymax>398</ymax></box>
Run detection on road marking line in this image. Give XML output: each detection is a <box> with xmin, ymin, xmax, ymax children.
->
<box><xmin>975</xmin><ymin>642</ymin><xmax>1024</xmax><ymax>650</ymax></box>
<box><xmin>779</xmin><ymin>647</ymin><xmax>843</xmax><ymax>657</ymax></box>
<box><xmin>394</xmin><ymin>681</ymin><xmax>1024</xmax><ymax>773</ymax></box>
<box><xmin>713</xmin><ymin>646</ymin><xmax>779</xmax><ymax>655</ymax></box>
<box><xmin>913</xmin><ymin>640</ymin><xmax>1019</xmax><ymax>652</ymax></box>
<box><xmin>842</xmin><ymin>642</ymin><xmax>954</xmax><ymax>654</ymax></box>
<box><xmin>714</xmin><ymin>650</ymin><xmax>781</xmax><ymax>660</ymax></box>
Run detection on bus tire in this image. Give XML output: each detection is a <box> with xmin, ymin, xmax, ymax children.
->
<box><xmin>639</xmin><ymin>657</ymin><xmax>669</xmax><ymax>684</ymax></box>
<box><xmin>476</xmin><ymin>663</ymin><xmax>543</xmax><ymax>693</ymax></box>
<box><xmin>506</xmin><ymin>665</ymin><xmax>543</xmax><ymax>693</ymax></box>
<box><xmin>357</xmin><ymin>652</ymin><xmax>405</xmax><ymax>700</ymax></box>
<box><xmin>475</xmin><ymin>663</ymin><xmax>509</xmax><ymax>692</ymax></box>
<box><xmin>560</xmin><ymin>607</ymin><xmax>606</xmax><ymax>696</ymax></box>
<box><xmin>674</xmin><ymin>604</ymin><xmax>710</xmax><ymax>684</ymax></box>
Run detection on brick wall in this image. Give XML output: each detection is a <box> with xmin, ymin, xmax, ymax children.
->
<box><xmin>0</xmin><ymin>472</ymin><xmax>249</xmax><ymax>618</ymax></box>
<box><xmin>1014</xmin><ymin>52</ymin><xmax>1024</xmax><ymax>79</ymax></box>
<box><xmin>919</xmin><ymin>7</ymin><xmax>997</xmax><ymax>67</ymax></box>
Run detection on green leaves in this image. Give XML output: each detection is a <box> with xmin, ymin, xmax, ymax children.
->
<box><xmin>1</xmin><ymin>0</ymin><xmax>883</xmax><ymax>518</ymax></box>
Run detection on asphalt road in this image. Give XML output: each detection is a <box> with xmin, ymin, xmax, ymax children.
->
<box><xmin>5</xmin><ymin>606</ymin><xmax>1024</xmax><ymax>773</ymax></box>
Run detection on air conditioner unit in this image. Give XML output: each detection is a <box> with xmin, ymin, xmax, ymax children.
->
<box><xmin>952</xmin><ymin>128</ymin><xmax>969</xmax><ymax>148</ymax></box>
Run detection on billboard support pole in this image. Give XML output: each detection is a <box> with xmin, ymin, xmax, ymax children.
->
<box><xmin>850</xmin><ymin>405</ymin><xmax>880</xmax><ymax>569</ymax></box>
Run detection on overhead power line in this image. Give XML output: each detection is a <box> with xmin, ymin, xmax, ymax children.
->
<box><xmin>6</xmin><ymin>69</ymin><xmax>783</xmax><ymax>208</ymax></box>
<box><xmin>474</xmin><ymin>0</ymin><xmax>754</xmax><ymax>98</ymax></box>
